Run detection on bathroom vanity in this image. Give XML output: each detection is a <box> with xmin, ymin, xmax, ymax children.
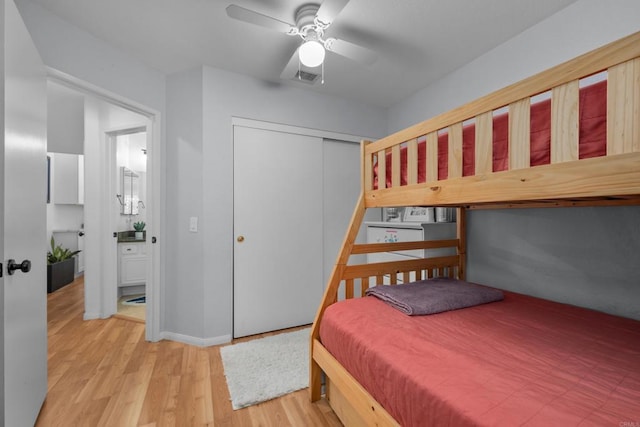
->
<box><xmin>117</xmin><ymin>232</ymin><xmax>146</xmax><ymax>288</ymax></box>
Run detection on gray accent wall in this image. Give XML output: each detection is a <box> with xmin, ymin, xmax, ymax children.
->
<box><xmin>467</xmin><ymin>208</ymin><xmax>640</xmax><ymax>320</ymax></box>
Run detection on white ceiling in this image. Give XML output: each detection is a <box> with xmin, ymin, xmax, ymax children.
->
<box><xmin>28</xmin><ymin>0</ymin><xmax>579</xmax><ymax>108</ymax></box>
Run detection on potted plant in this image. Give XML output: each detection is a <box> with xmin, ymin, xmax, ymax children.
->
<box><xmin>133</xmin><ymin>221</ymin><xmax>146</xmax><ymax>240</ymax></box>
<box><xmin>47</xmin><ymin>236</ymin><xmax>81</xmax><ymax>293</ymax></box>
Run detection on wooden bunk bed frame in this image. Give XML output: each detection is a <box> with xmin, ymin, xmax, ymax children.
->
<box><xmin>309</xmin><ymin>31</ymin><xmax>640</xmax><ymax>426</ymax></box>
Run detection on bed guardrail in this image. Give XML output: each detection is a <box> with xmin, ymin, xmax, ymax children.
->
<box><xmin>336</xmin><ymin>240</ymin><xmax>460</xmax><ymax>300</ymax></box>
<box><xmin>363</xmin><ymin>31</ymin><xmax>640</xmax><ymax>208</ymax></box>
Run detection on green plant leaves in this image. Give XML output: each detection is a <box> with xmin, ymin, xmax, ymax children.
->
<box><xmin>47</xmin><ymin>236</ymin><xmax>81</xmax><ymax>265</ymax></box>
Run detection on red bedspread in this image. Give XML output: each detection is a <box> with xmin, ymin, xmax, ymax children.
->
<box><xmin>319</xmin><ymin>290</ymin><xmax>640</xmax><ymax>426</ymax></box>
<box><xmin>375</xmin><ymin>80</ymin><xmax>607</xmax><ymax>188</ymax></box>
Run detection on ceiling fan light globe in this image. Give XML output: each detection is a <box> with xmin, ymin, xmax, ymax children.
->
<box><xmin>299</xmin><ymin>40</ymin><xmax>325</xmax><ymax>67</ymax></box>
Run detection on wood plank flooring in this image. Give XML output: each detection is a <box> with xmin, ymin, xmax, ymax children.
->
<box><xmin>36</xmin><ymin>277</ymin><xmax>342</xmax><ymax>426</ymax></box>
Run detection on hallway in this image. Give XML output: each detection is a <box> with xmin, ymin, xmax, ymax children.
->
<box><xmin>36</xmin><ymin>277</ymin><xmax>340</xmax><ymax>426</ymax></box>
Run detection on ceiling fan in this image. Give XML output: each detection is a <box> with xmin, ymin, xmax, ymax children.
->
<box><xmin>226</xmin><ymin>0</ymin><xmax>378</xmax><ymax>84</ymax></box>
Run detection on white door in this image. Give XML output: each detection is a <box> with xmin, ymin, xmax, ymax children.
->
<box><xmin>1</xmin><ymin>0</ymin><xmax>48</xmax><ymax>425</ymax></box>
<box><xmin>234</xmin><ymin>126</ymin><xmax>323</xmax><ymax>337</ymax></box>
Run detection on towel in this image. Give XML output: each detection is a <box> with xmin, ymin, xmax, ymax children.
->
<box><xmin>365</xmin><ymin>278</ymin><xmax>504</xmax><ymax>315</ymax></box>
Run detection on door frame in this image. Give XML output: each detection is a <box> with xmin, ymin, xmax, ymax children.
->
<box><xmin>231</xmin><ymin>117</ymin><xmax>370</xmax><ymax>144</ymax></box>
<box><xmin>105</xmin><ymin>126</ymin><xmax>149</xmax><ymax>322</ymax></box>
<box><xmin>47</xmin><ymin>67</ymin><xmax>162</xmax><ymax>342</ymax></box>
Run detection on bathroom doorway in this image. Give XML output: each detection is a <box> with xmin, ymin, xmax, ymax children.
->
<box><xmin>48</xmin><ymin>69</ymin><xmax>162</xmax><ymax>342</ymax></box>
<box><xmin>113</xmin><ymin>129</ymin><xmax>148</xmax><ymax>322</ymax></box>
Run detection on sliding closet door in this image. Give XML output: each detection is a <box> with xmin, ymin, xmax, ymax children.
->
<box><xmin>233</xmin><ymin>126</ymin><xmax>323</xmax><ymax>337</ymax></box>
<box><xmin>322</xmin><ymin>139</ymin><xmax>380</xmax><ymax>289</ymax></box>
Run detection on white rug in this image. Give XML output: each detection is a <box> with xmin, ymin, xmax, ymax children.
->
<box><xmin>220</xmin><ymin>328</ymin><xmax>310</xmax><ymax>410</ymax></box>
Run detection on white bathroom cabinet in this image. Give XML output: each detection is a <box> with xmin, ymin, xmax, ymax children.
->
<box><xmin>118</xmin><ymin>242</ymin><xmax>146</xmax><ymax>287</ymax></box>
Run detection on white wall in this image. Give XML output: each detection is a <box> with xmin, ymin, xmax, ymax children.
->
<box><xmin>47</xmin><ymin>81</ymin><xmax>84</xmax><ymax>154</ymax></box>
<box><xmin>389</xmin><ymin>0</ymin><xmax>640</xmax><ymax>132</ymax></box>
<box><xmin>15</xmin><ymin>0</ymin><xmax>165</xmax><ymax>113</ymax></box>
<box><xmin>389</xmin><ymin>0</ymin><xmax>640</xmax><ymax>320</ymax></box>
<box><xmin>164</xmin><ymin>67</ymin><xmax>205</xmax><ymax>340</ymax></box>
<box><xmin>161</xmin><ymin>65</ymin><xmax>387</xmax><ymax>343</ymax></box>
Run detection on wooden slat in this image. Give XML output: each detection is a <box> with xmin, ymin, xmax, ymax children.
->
<box><xmin>475</xmin><ymin>111</ymin><xmax>493</xmax><ymax>175</ymax></box>
<box><xmin>509</xmin><ymin>98</ymin><xmax>531</xmax><ymax>170</ymax></box>
<box><xmin>551</xmin><ymin>80</ymin><xmax>579</xmax><ymax>163</ymax></box>
<box><xmin>345</xmin><ymin>278</ymin><xmax>353</xmax><ymax>300</ymax></box>
<box><xmin>389</xmin><ymin>274</ymin><xmax>397</xmax><ymax>285</ymax></box>
<box><xmin>456</xmin><ymin>207</ymin><xmax>466</xmax><ymax>280</ymax></box>
<box><xmin>426</xmin><ymin>132</ymin><xmax>438</xmax><ymax>182</ymax></box>
<box><xmin>365</xmin><ymin>31</ymin><xmax>640</xmax><ymax>156</ymax></box>
<box><xmin>448</xmin><ymin>123</ymin><xmax>463</xmax><ymax>178</ymax></box>
<box><xmin>608</xmin><ymin>58</ymin><xmax>640</xmax><ymax>155</ymax></box>
<box><xmin>364</xmin><ymin>152</ymin><xmax>640</xmax><ymax>208</ymax></box>
<box><xmin>342</xmin><ymin>256</ymin><xmax>460</xmax><ymax>280</ymax></box>
<box><xmin>407</xmin><ymin>138</ymin><xmax>418</xmax><ymax>185</ymax></box>
<box><xmin>363</xmin><ymin>142</ymin><xmax>373</xmax><ymax>191</ymax></box>
<box><xmin>360</xmin><ymin>277</ymin><xmax>369</xmax><ymax>295</ymax></box>
<box><xmin>391</xmin><ymin>145</ymin><xmax>401</xmax><ymax>187</ymax></box>
<box><xmin>402</xmin><ymin>271</ymin><xmax>410</xmax><ymax>284</ymax></box>
<box><xmin>377</xmin><ymin>149</ymin><xmax>386</xmax><ymax>189</ymax></box>
<box><xmin>351</xmin><ymin>239</ymin><xmax>459</xmax><ymax>255</ymax></box>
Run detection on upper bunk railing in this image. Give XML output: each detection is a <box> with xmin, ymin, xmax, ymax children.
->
<box><xmin>363</xmin><ymin>31</ymin><xmax>640</xmax><ymax>209</ymax></box>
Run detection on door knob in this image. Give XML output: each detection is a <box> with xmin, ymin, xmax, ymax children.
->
<box><xmin>7</xmin><ymin>259</ymin><xmax>31</xmax><ymax>275</ymax></box>
<box><xmin>237</xmin><ymin>236</ymin><xmax>245</xmax><ymax>242</ymax></box>
<box><xmin>78</xmin><ymin>231</ymin><xmax>85</xmax><ymax>236</ymax></box>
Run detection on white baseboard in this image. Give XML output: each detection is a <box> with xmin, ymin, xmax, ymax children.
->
<box><xmin>160</xmin><ymin>331</ymin><xmax>232</xmax><ymax>347</ymax></box>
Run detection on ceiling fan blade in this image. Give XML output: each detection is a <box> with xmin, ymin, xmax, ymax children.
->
<box><xmin>316</xmin><ymin>0</ymin><xmax>350</xmax><ymax>26</ymax></box>
<box><xmin>325</xmin><ymin>37</ymin><xmax>378</xmax><ymax>66</ymax></box>
<box><xmin>226</xmin><ymin>4</ymin><xmax>296</xmax><ymax>34</ymax></box>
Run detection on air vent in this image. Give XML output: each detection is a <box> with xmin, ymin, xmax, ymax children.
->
<box><xmin>293</xmin><ymin>70</ymin><xmax>319</xmax><ymax>84</ymax></box>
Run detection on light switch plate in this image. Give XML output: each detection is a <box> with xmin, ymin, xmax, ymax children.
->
<box><xmin>189</xmin><ymin>216</ymin><xmax>198</xmax><ymax>232</ymax></box>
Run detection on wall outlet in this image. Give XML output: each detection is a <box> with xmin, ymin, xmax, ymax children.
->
<box><xmin>189</xmin><ymin>216</ymin><xmax>198</xmax><ymax>232</ymax></box>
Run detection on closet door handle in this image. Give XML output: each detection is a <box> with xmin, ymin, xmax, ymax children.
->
<box><xmin>7</xmin><ymin>259</ymin><xmax>31</xmax><ymax>275</ymax></box>
<box><xmin>237</xmin><ymin>236</ymin><xmax>245</xmax><ymax>243</ymax></box>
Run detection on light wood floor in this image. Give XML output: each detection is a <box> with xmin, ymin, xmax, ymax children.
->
<box><xmin>36</xmin><ymin>277</ymin><xmax>342</xmax><ymax>426</ymax></box>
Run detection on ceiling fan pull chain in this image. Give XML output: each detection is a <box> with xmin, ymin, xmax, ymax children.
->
<box><xmin>321</xmin><ymin>61</ymin><xmax>325</xmax><ymax>85</ymax></box>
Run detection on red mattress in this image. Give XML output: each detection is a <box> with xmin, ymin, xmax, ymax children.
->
<box><xmin>375</xmin><ymin>80</ymin><xmax>607</xmax><ymax>188</ymax></box>
<box><xmin>319</xmin><ymin>290</ymin><xmax>640</xmax><ymax>426</ymax></box>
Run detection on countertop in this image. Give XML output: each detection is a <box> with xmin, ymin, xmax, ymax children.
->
<box><xmin>117</xmin><ymin>231</ymin><xmax>146</xmax><ymax>243</ymax></box>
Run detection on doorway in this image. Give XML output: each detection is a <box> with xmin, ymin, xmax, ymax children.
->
<box><xmin>112</xmin><ymin>129</ymin><xmax>148</xmax><ymax>322</ymax></box>
<box><xmin>47</xmin><ymin>70</ymin><xmax>162</xmax><ymax>342</ymax></box>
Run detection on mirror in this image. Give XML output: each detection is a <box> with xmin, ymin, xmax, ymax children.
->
<box><xmin>121</xmin><ymin>167</ymin><xmax>139</xmax><ymax>215</ymax></box>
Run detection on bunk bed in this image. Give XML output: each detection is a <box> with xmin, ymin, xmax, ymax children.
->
<box><xmin>309</xmin><ymin>31</ymin><xmax>640</xmax><ymax>426</ymax></box>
